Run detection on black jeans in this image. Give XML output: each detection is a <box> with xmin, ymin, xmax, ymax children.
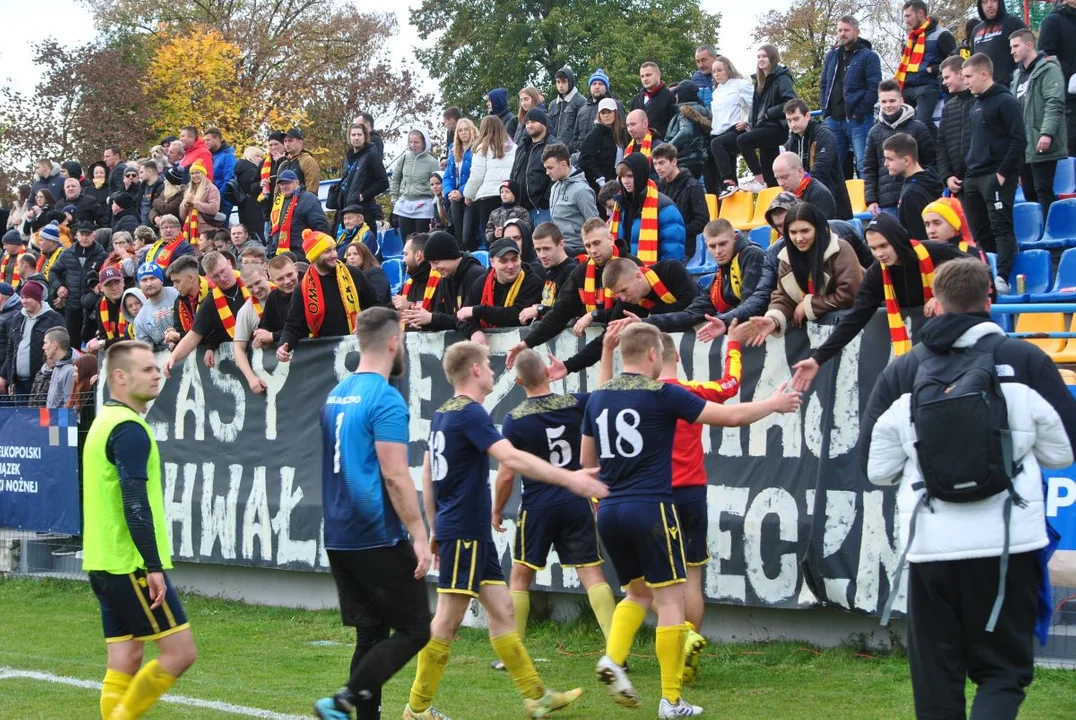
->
<box><xmin>328</xmin><ymin>543</ymin><xmax>432</xmax><ymax>720</ymax></box>
<box><xmin>902</xmin><ymin>83</ymin><xmax>941</xmax><ymax>140</ymax></box>
<box><xmin>710</xmin><ymin>128</ymin><xmax>743</xmax><ymax>187</ymax></box>
<box><xmin>963</xmin><ymin>173</ymin><xmax>1018</xmax><ymax>277</ymax></box>
<box><xmin>449</xmin><ymin>198</ymin><xmax>480</xmax><ymax>251</ymax></box>
<box><xmin>737</xmin><ymin>125</ymin><xmax>786</xmax><ymax>187</ymax></box>
<box><xmin>1020</xmin><ymin>160</ymin><xmax>1058</xmax><ymax>217</ymax></box>
<box><xmin>397</xmin><ymin>217</ymin><xmax>431</xmax><ymax>240</ymax></box>
<box><xmin>475</xmin><ymin>196</ymin><xmax>501</xmax><ymax>247</ymax></box>
<box><xmin>907</xmin><ymin>552</ymin><xmax>1038</xmax><ymax>720</ymax></box>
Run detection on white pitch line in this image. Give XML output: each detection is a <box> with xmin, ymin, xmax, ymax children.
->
<box><xmin>0</xmin><ymin>666</ymin><xmax>309</xmax><ymax>719</ymax></box>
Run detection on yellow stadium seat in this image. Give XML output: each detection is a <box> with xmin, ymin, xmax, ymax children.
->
<box><xmin>718</xmin><ymin>190</ymin><xmax>754</xmax><ymax>229</ymax></box>
<box><xmin>1015</xmin><ymin>312</ymin><xmax>1066</xmax><ymax>354</ymax></box>
<box><xmin>1048</xmin><ymin>315</ymin><xmax>1076</xmax><ymax>363</ymax></box>
<box><xmin>847</xmin><ymin>179</ymin><xmax>868</xmax><ymax>216</ymax></box>
<box><xmin>738</xmin><ymin>187</ymin><xmax>782</xmax><ymax>231</ymax></box>
<box><xmin>705</xmin><ymin>193</ymin><xmax>719</xmax><ymax>221</ymax></box>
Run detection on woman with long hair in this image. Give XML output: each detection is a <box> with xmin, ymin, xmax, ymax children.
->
<box><xmin>22</xmin><ymin>188</ymin><xmax>60</xmax><ymax>235</ymax></box>
<box><xmin>510</xmin><ymin>87</ymin><xmax>545</xmax><ymax>144</ymax></box>
<box><xmin>443</xmin><ymin>118</ymin><xmax>478</xmax><ymax>249</ymax></box>
<box><xmin>463</xmin><ymin>115</ymin><xmax>517</xmax><ymax>244</ymax></box>
<box><xmin>737</xmin><ymin>44</ymin><xmax>798</xmax><ymax>190</ymax></box>
<box><xmin>708</xmin><ymin>55</ymin><xmax>755</xmax><ymax>198</ymax></box>
<box><xmin>7</xmin><ymin>185</ymin><xmax>31</xmax><ymax>234</ymax></box>
<box><xmin>153</xmin><ymin>165</ymin><xmax>187</xmax><ymax>225</ymax></box>
<box><xmin>179</xmin><ymin>158</ymin><xmax>221</xmax><ymax>235</ymax></box>
<box><xmin>744</xmin><ymin>203</ymin><xmax>862</xmax><ymax>343</ymax></box>
<box><xmin>578</xmin><ymin>98</ymin><xmax>629</xmax><ymax>194</ymax></box>
<box><xmin>345</xmin><ymin>240</ymin><xmax>390</xmax><ymax>305</ymax></box>
<box><xmin>338</xmin><ymin>123</ymin><xmax>388</xmax><ymax>239</ymax></box>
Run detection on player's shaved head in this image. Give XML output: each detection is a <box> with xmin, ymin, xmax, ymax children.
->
<box><xmin>105</xmin><ymin>340</ymin><xmax>153</xmax><ymax>376</ymax></box>
<box><xmin>443</xmin><ymin>341</ymin><xmax>489</xmax><ymax>385</ymax></box>
<box><xmin>514</xmin><ymin>348</ymin><xmax>547</xmax><ymax>389</ymax></box>
<box><xmin>618</xmin><ymin>323</ymin><xmax>663</xmax><ymax>365</ymax></box>
<box><xmin>355</xmin><ymin>306</ymin><xmax>401</xmax><ymax>352</ymax></box>
<box><xmin>660</xmin><ymin>332</ymin><xmax>678</xmax><ymax>365</ymax></box>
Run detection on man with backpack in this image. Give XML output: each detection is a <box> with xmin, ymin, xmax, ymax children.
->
<box><xmin>860</xmin><ymin>258</ymin><xmax>1076</xmax><ymax>720</ymax></box>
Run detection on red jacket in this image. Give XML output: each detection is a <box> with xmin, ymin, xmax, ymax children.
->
<box><xmin>664</xmin><ymin>340</ymin><xmax>742</xmax><ymax>489</ymax></box>
<box><xmin>179</xmin><ymin>138</ymin><xmax>215</xmax><ymax>181</ymax></box>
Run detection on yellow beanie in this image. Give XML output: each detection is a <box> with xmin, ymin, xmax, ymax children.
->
<box><xmin>302</xmin><ymin>229</ymin><xmax>335</xmax><ymax>262</ymax></box>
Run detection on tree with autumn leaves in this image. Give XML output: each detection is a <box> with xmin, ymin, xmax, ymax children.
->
<box><xmin>0</xmin><ymin>1</ymin><xmax>433</xmax><ymax>185</ymax></box>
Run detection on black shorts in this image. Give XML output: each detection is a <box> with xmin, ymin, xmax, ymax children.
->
<box><xmin>597</xmin><ymin>500</ymin><xmax>686</xmax><ymax>589</ymax></box>
<box><xmin>673</xmin><ymin>488</ymin><xmax>710</xmax><ymax>567</ymax></box>
<box><xmin>438</xmin><ymin>539</ymin><xmax>505</xmax><ymax>598</ymax></box>
<box><xmin>513</xmin><ymin>498</ymin><xmax>602</xmax><ymax>570</ymax></box>
<box><xmin>89</xmin><ymin>569</ymin><xmax>189</xmax><ymax>643</ymax></box>
<box><xmin>327</xmin><ymin>543</ymin><xmax>431</xmax><ymax>630</ymax></box>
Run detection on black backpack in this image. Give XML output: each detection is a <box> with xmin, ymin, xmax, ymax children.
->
<box><xmin>880</xmin><ymin>333</ymin><xmax>1025</xmax><ymax>631</ymax></box>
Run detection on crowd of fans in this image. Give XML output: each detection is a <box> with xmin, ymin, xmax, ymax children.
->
<box><xmin>0</xmin><ymin>0</ymin><xmax>1074</xmax><ymax>405</ymax></box>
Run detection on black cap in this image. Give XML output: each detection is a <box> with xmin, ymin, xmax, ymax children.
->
<box><xmin>339</xmin><ymin>204</ymin><xmax>365</xmax><ymax>216</ymax></box>
<box><xmin>268</xmin><ymin>130</ymin><xmax>286</xmax><ymax>143</ymax></box>
<box><xmin>285</xmin><ymin>128</ymin><xmax>304</xmax><ymax>140</ymax></box>
<box><xmin>423</xmin><ymin>231</ymin><xmax>461</xmax><ymax>261</ymax></box>
<box><xmin>2</xmin><ymin>229</ymin><xmax>26</xmax><ymax>246</ymax></box>
<box><xmin>489</xmin><ymin>238</ymin><xmax>520</xmax><ymax>258</ymax></box>
<box><xmin>75</xmin><ymin>220</ymin><xmax>96</xmax><ymax>233</ymax></box>
<box><xmin>164</xmin><ymin>164</ymin><xmax>189</xmax><ymax>185</ymax></box>
<box><xmin>525</xmin><ymin>107</ymin><xmax>551</xmax><ymax>128</ymax></box>
<box><xmin>111</xmin><ymin>192</ymin><xmax>134</xmax><ymax>210</ymax></box>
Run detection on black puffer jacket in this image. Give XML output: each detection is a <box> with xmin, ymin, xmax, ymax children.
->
<box><xmin>1039</xmin><ymin>4</ymin><xmax>1076</xmax><ymax>84</ymax></box>
<box><xmin>751</xmin><ymin>65</ymin><xmax>798</xmax><ymax>130</ymax></box>
<box><xmin>0</xmin><ymin>304</ymin><xmax>64</xmax><ymax>383</ymax></box>
<box><xmin>578</xmin><ymin>123</ymin><xmax>623</xmax><ymax>192</ymax></box>
<box><xmin>971</xmin><ymin>0</ymin><xmax>1027</xmax><ymax>85</ymax></box>
<box><xmin>231</xmin><ymin>158</ymin><xmax>265</xmax><ymax>240</ymax></box>
<box><xmin>510</xmin><ymin>134</ymin><xmax>551</xmax><ymax>211</ymax></box>
<box><xmin>340</xmin><ymin>144</ymin><xmax>389</xmax><ymax>219</ymax></box>
<box><xmin>49</xmin><ymin>240</ymin><xmax>108</xmax><ymax>312</ymax></box>
<box><xmin>864</xmin><ymin>104</ymin><xmax>937</xmax><ymax>208</ymax></box>
<box><xmin>936</xmin><ymin>90</ymin><xmax>973</xmax><ymax>186</ymax></box>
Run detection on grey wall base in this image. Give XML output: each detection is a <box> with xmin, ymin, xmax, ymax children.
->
<box><xmin>169</xmin><ymin>562</ymin><xmax>907</xmax><ymax>651</ymax></box>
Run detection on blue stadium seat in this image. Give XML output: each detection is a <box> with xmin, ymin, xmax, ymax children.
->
<box><xmin>382</xmin><ymin>258</ymin><xmax>405</xmax><ymax>295</ymax></box>
<box><xmin>998</xmin><ymin>249</ymin><xmax>1051</xmax><ymax>303</ymax></box>
<box><xmin>473</xmin><ymin>250</ymin><xmax>490</xmax><ymax>269</ymax></box>
<box><xmin>1056</xmin><ymin>157</ymin><xmax>1076</xmax><ymax>196</ymax></box>
<box><xmin>986</xmin><ymin>251</ymin><xmax>998</xmax><ymax>276</ymax></box>
<box><xmin>685</xmin><ymin>233</ymin><xmax>716</xmax><ymax>276</ymax></box>
<box><xmin>1013</xmin><ymin>202</ymin><xmax>1043</xmax><ymax>248</ymax></box>
<box><xmin>1023</xmin><ymin>198</ymin><xmax>1076</xmax><ymax>250</ymax></box>
<box><xmin>380</xmin><ymin>228</ymin><xmax>403</xmax><ymax>258</ymax></box>
<box><xmin>1015</xmin><ymin>185</ymin><xmax>1025</xmax><ymax>204</ymax></box>
<box><xmin>748</xmin><ymin>225</ymin><xmax>772</xmax><ymax>248</ymax></box>
<box><xmin>848</xmin><ymin>217</ymin><xmax>863</xmax><ymax>235</ymax></box>
<box><xmin>697</xmin><ymin>273</ymin><xmax>715</xmax><ymax>292</ymax></box>
<box><xmin>1030</xmin><ymin>247</ymin><xmax>1076</xmax><ymax>302</ymax></box>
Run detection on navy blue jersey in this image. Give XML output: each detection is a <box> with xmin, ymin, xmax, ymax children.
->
<box><xmin>320</xmin><ymin>373</ymin><xmax>410</xmax><ymax>551</ymax></box>
<box><xmin>582</xmin><ymin>374</ymin><xmax>706</xmax><ymax>504</ymax></box>
<box><xmin>429</xmin><ymin>396</ymin><xmax>503</xmax><ymax>542</ymax></box>
<box><xmin>502</xmin><ymin>393</ymin><xmax>589</xmax><ymax>510</ymax></box>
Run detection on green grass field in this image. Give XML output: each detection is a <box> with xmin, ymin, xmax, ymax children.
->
<box><xmin>1</xmin><ymin>577</ymin><xmax>1074</xmax><ymax>719</ymax></box>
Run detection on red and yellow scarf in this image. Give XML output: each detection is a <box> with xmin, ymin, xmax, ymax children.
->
<box><xmin>182</xmin><ymin>207</ymin><xmax>198</xmax><ymax>242</ymax></box>
<box><xmin>1</xmin><ymin>252</ymin><xmax>20</xmax><ymax>288</ymax></box>
<box><xmin>882</xmin><ymin>240</ymin><xmax>935</xmax><ymax>356</ymax></box>
<box><xmin>896</xmin><ymin>18</ymin><xmax>931</xmax><ymax>88</ymax></box>
<box><xmin>211</xmin><ymin>273</ymin><xmax>251</xmax><ymax>339</ymax></box>
<box><xmin>610</xmin><ymin>180</ymin><xmax>660</xmax><ymax>265</ymax></box>
<box><xmin>710</xmin><ymin>256</ymin><xmax>743</xmax><ymax>313</ymax></box>
<box><xmin>176</xmin><ymin>276</ymin><xmax>210</xmax><ymax>332</ymax></box>
<box><xmin>271</xmin><ymin>191</ymin><xmax>299</xmax><ymax>255</ymax></box>
<box><xmin>579</xmin><ymin>246</ymin><xmax>619</xmax><ymax>311</ymax></box>
<box><xmin>637</xmin><ymin>267</ymin><xmax>677</xmax><ymax>309</ymax></box>
<box><xmin>792</xmin><ymin>173</ymin><xmax>812</xmax><ymax>199</ymax></box>
<box><xmin>148</xmin><ymin>235</ymin><xmax>185</xmax><ymax>269</ymax></box>
<box><xmin>625</xmin><ymin>132</ymin><xmax>653</xmax><ymax>159</ymax></box>
<box><xmin>478</xmin><ymin>269</ymin><xmax>526</xmax><ymax>328</ymax></box>
<box><xmin>403</xmin><ymin>269</ymin><xmax>441</xmax><ymax>311</ymax></box>
<box><xmin>36</xmin><ymin>248</ymin><xmax>61</xmax><ymax>280</ymax></box>
<box><xmin>302</xmin><ymin>263</ymin><xmax>361</xmax><ymax>337</ymax></box>
<box><xmin>257</xmin><ymin>154</ymin><xmax>272</xmax><ymax>202</ymax></box>
<box><xmin>98</xmin><ymin>297</ymin><xmax>128</xmax><ymax>340</ymax></box>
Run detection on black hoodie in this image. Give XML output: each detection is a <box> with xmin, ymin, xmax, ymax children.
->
<box><xmin>427</xmin><ymin>254</ymin><xmax>488</xmax><ymax>331</ymax></box>
<box><xmin>966</xmin><ymin>82</ymin><xmax>1025</xmax><ymax>179</ymax></box>
<box><xmin>810</xmin><ymin>212</ymin><xmax>977</xmax><ymax>366</ymax></box>
<box><xmin>1040</xmin><ymin>5</ymin><xmax>1076</xmax><ymax>84</ymax></box>
<box><xmin>897</xmin><ymin>167</ymin><xmax>943</xmax><ymax>241</ymax></box>
<box><xmin>972</xmin><ymin>0</ymin><xmax>1028</xmax><ymax>85</ymax></box>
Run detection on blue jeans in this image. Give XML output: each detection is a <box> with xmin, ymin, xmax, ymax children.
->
<box><xmin>529</xmin><ymin>208</ymin><xmax>551</xmax><ymax>227</ymax></box>
<box><xmin>825</xmin><ymin>116</ymin><xmax>871</xmax><ymax>178</ymax></box>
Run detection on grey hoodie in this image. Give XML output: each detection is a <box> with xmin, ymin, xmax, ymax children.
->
<box><xmin>549</xmin><ymin>66</ymin><xmax>588</xmax><ymax>150</ymax></box>
<box><xmin>133</xmin><ymin>286</ymin><xmax>178</xmax><ymax>351</ymax></box>
<box><xmin>549</xmin><ymin>166</ymin><xmax>600</xmax><ymax>255</ymax></box>
<box><xmin>121</xmin><ymin>288</ymin><xmax>147</xmax><ymax>324</ymax></box>
<box><xmin>46</xmin><ymin>350</ymin><xmax>75</xmax><ymax>408</ymax></box>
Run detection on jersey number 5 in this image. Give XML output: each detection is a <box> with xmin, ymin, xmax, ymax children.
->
<box><xmin>595</xmin><ymin>408</ymin><xmax>643</xmax><ymax>459</ymax></box>
<box><xmin>545</xmin><ymin>425</ymin><xmax>572</xmax><ymax>467</ymax></box>
<box><xmin>429</xmin><ymin>430</ymin><xmax>448</xmax><ymax>481</ymax></box>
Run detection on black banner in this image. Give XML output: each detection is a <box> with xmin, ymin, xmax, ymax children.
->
<box><xmin>137</xmin><ymin>310</ymin><xmax>919</xmax><ymax>616</ymax></box>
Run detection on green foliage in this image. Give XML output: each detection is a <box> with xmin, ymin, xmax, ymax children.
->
<box><xmin>411</xmin><ymin>0</ymin><xmax>720</xmax><ymax>117</ymax></box>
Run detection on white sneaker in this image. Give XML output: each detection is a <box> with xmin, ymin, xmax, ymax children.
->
<box><xmin>595</xmin><ymin>654</ymin><xmax>640</xmax><ymax>708</ymax></box>
<box><xmin>658</xmin><ymin>697</ymin><xmax>704</xmax><ymax>718</ymax></box>
<box><xmin>717</xmin><ymin>185</ymin><xmax>738</xmax><ymax>200</ymax></box>
<box><xmin>995</xmin><ymin>276</ymin><xmax>1011</xmax><ymax>294</ymax></box>
<box><xmin>738</xmin><ymin>179</ymin><xmax>768</xmax><ymax>193</ymax></box>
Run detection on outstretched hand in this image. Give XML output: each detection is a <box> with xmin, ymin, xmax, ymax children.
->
<box><xmin>567</xmin><ymin>467</ymin><xmax>608</xmax><ymax>500</ymax></box>
<box><xmin>505</xmin><ymin>341</ymin><xmax>527</xmax><ymax>369</ymax></box>
<box><xmin>769</xmin><ymin>382</ymin><xmax>803</xmax><ymax>413</ymax></box>
<box><xmin>790</xmin><ymin>358</ymin><xmax>820</xmax><ymax>392</ymax></box>
<box><xmin>546</xmin><ymin>354</ymin><xmax>568</xmax><ymax>381</ymax></box>
<box><xmin>696</xmin><ymin>314</ymin><xmax>727</xmax><ymax>343</ymax></box>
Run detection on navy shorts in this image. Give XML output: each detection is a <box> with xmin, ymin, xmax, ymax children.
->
<box><xmin>673</xmin><ymin>488</ymin><xmax>710</xmax><ymax>567</ymax></box>
<box><xmin>438</xmin><ymin>539</ymin><xmax>505</xmax><ymax>597</ymax></box>
<box><xmin>89</xmin><ymin>569</ymin><xmax>189</xmax><ymax>643</ymax></box>
<box><xmin>514</xmin><ymin>498</ymin><xmax>602</xmax><ymax>570</ymax></box>
<box><xmin>596</xmin><ymin>500</ymin><xmax>686</xmax><ymax>589</ymax></box>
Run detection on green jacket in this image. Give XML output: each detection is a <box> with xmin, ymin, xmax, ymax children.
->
<box><xmin>1011</xmin><ymin>53</ymin><xmax>1068</xmax><ymax>163</ymax></box>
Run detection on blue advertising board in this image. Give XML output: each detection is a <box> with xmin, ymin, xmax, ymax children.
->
<box><xmin>0</xmin><ymin>407</ymin><xmax>80</xmax><ymax>534</ymax></box>
<box><xmin>1043</xmin><ymin>384</ymin><xmax>1076</xmax><ymax>552</ymax></box>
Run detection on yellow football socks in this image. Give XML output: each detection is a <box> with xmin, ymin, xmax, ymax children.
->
<box><xmin>511</xmin><ymin>590</ymin><xmax>530</xmax><ymax>641</ymax></box>
<box><xmin>408</xmin><ymin>636</ymin><xmax>452</xmax><ymax>713</ymax></box>
<box><xmin>490</xmin><ymin>630</ymin><xmax>544</xmax><ymax>701</ymax></box>
<box><xmin>606</xmin><ymin>599</ymin><xmax>647</xmax><ymax>666</ymax></box>
<box><xmin>586</xmin><ymin>582</ymin><xmax>616</xmax><ymax>639</ymax></box>
<box><xmin>109</xmin><ymin>659</ymin><xmax>175</xmax><ymax>719</ymax></box>
<box><xmin>655</xmin><ymin>623</ymin><xmax>688</xmax><ymax>704</ymax></box>
<box><xmin>100</xmin><ymin>669</ymin><xmax>132</xmax><ymax>719</ymax></box>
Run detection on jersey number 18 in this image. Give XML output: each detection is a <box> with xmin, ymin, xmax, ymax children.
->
<box><xmin>594</xmin><ymin>408</ymin><xmax>644</xmax><ymax>459</ymax></box>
